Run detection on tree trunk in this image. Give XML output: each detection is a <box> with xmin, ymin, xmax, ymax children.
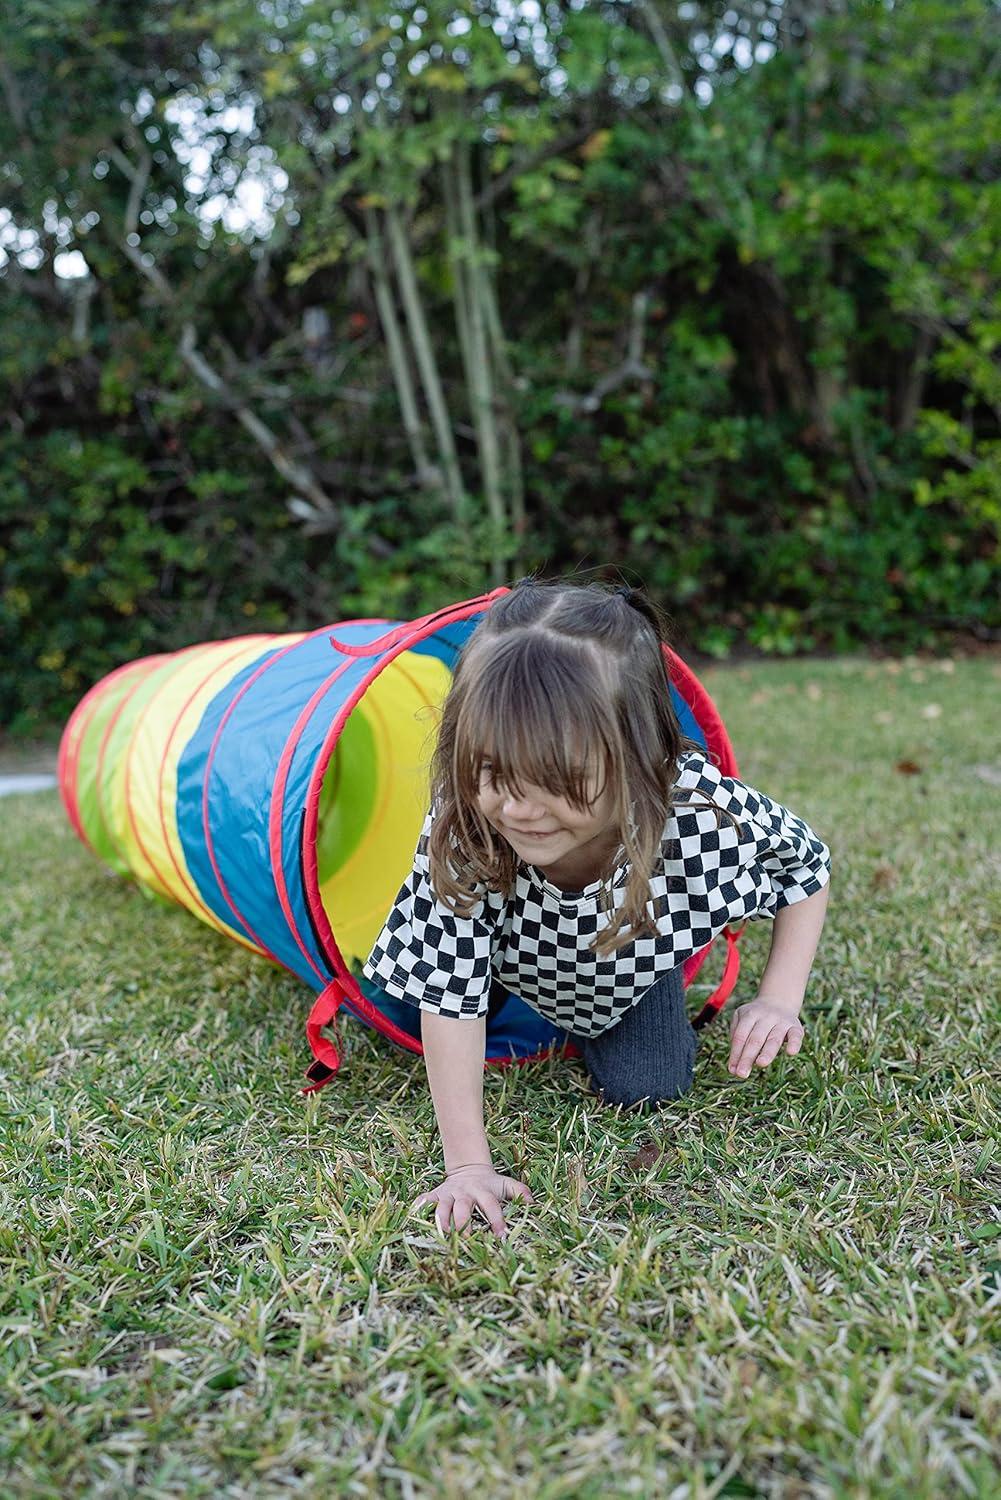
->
<box><xmin>362</xmin><ymin>203</ymin><xmax>440</xmax><ymax>494</ymax></box>
<box><xmin>895</xmin><ymin>324</ymin><xmax>937</xmax><ymax>434</ymax></box>
<box><xmin>385</xmin><ymin>201</ymin><xmax>469</xmax><ymax>524</ymax></box>
<box><xmin>455</xmin><ymin>137</ymin><xmax>509</xmax><ymax>583</ymax></box>
<box><xmin>564</xmin><ymin>211</ymin><xmax>602</xmax><ymax>375</ymax></box>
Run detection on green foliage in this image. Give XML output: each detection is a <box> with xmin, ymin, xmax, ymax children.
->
<box><xmin>1</xmin><ymin>0</ymin><xmax>999</xmax><ymax>733</ymax></box>
<box><xmin>0</xmin><ymin>430</ymin><xmax>302</xmax><ymax>733</ymax></box>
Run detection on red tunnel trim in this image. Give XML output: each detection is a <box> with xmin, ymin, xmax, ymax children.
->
<box><xmin>200</xmin><ymin>620</ymin><xmax>395</xmax><ymax>971</ymax></box>
<box><xmin>58</xmin><ymin>657</ymin><xmax>162</xmax><ymax>855</ymax></box>
<box><xmin>300</xmin><ymin>591</ymin><xmax>507</xmax><ymax>1067</ymax></box>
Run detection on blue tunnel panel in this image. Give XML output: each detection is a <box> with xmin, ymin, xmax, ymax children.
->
<box><xmin>176</xmin><ymin>645</ymin><xmax>286</xmax><ymax>949</ymax></box>
<box><xmin>348</xmin><ymin>974</ymin><xmax>571</xmax><ymax>1061</ymax></box>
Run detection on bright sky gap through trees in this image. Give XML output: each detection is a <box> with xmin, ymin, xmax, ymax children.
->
<box><xmin>0</xmin><ymin>0</ymin><xmax>784</xmax><ymax>279</ymax></box>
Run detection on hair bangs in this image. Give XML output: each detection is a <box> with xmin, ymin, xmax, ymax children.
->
<box><xmin>455</xmin><ymin>635</ymin><xmax>615</xmax><ymax>813</ymax></box>
<box><xmin>427</xmin><ymin>574</ymin><xmax>734</xmax><ymax>956</ymax></box>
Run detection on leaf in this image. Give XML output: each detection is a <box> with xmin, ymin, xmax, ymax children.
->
<box><xmin>421</xmin><ymin>66</ymin><xmax>467</xmax><ymax>93</ymax></box>
<box><xmin>579</xmin><ymin>129</ymin><xmax>612</xmax><ymax>162</ymax></box>
<box><xmin>626</xmin><ymin>1139</ymin><xmax>664</xmax><ymax>1173</ymax></box>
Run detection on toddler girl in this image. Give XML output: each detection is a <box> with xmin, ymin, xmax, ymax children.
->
<box><xmin>362</xmin><ymin>576</ymin><xmax>832</xmax><ymax>1239</ymax></box>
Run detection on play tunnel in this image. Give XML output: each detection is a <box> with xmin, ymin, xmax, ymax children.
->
<box><xmin>58</xmin><ymin>585</ymin><xmax>745</xmax><ymax>1091</ymax></box>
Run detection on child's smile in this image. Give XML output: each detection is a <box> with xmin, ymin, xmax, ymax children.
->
<box><xmin>476</xmin><ymin>764</ymin><xmax>623</xmax><ymax>889</ymax></box>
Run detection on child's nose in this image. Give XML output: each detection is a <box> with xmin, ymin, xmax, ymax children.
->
<box><xmin>501</xmin><ymin>791</ymin><xmax>546</xmax><ymax>818</ymax></box>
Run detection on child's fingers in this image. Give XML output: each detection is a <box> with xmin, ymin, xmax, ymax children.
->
<box><xmin>439</xmin><ymin>1190</ymin><xmax>484</xmax><ymax>1234</ymax></box>
<box><xmin>730</xmin><ymin>1020</ymin><xmax>804</xmax><ymax>1075</ymax></box>
<box><xmin>729</xmin><ymin>1019</ymin><xmax>772</xmax><ymax>1075</ymax></box>
<box><xmin>452</xmin><ymin>1192</ymin><xmax>510</xmax><ymax>1238</ymax></box>
<box><xmin>501</xmin><ymin>1179</ymin><xmax>533</xmax><ymax>1205</ymax></box>
<box><xmin>448</xmin><ymin>1193</ymin><xmax>475</xmax><ymax>1232</ymax></box>
<box><xmin>412</xmin><ymin>1191</ymin><xmax>444</xmax><ymax>1215</ymax></box>
<box><xmin>752</xmin><ymin>1034</ymin><xmax>787</xmax><ymax>1068</ymax></box>
<box><xmin>410</xmin><ymin>1188</ymin><xmax>456</xmax><ymax>1233</ymax></box>
<box><xmin>412</xmin><ymin>1186</ymin><xmax>519</xmax><ymax>1238</ymax></box>
<box><xmin>424</xmin><ymin>1190</ymin><xmax>460</xmax><ymax>1234</ymax></box>
<box><xmin>471</xmin><ymin>1195</ymin><xmax>508</xmax><ymax>1238</ymax></box>
<box><xmin>436</xmin><ymin>1191</ymin><xmax>509</xmax><ymax>1239</ymax></box>
<box><xmin>438</xmin><ymin>1188</ymin><xmax>501</xmax><ymax>1236</ymax></box>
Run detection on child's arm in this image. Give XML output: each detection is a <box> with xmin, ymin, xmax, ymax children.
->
<box><xmin>413</xmin><ymin>1012</ymin><xmax>533</xmax><ymax>1240</ymax></box>
<box><xmin>756</xmin><ymin>878</ymin><xmax>831</xmax><ymax>1007</ymax></box>
<box><xmin>728</xmin><ymin>880</ymin><xmax>831</xmax><ymax>1077</ymax></box>
<box><xmin>421</xmin><ymin>1012</ymin><xmax>493</xmax><ymax>1171</ymax></box>
<box><xmin>676</xmin><ymin>755</ymin><xmax>832</xmax><ymax>1079</ymax></box>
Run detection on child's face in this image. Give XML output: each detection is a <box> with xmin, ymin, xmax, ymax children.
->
<box><xmin>475</xmin><ymin>757</ymin><xmax>621</xmax><ymax>871</ymax></box>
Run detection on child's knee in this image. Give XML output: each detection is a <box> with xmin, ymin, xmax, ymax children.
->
<box><xmin>587</xmin><ymin>1059</ymin><xmax>695</xmax><ymax>1112</ymax></box>
<box><xmin>577</xmin><ymin>997</ymin><xmax>698</xmax><ymax>1112</ymax></box>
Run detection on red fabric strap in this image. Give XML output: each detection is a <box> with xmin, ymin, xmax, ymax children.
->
<box><xmin>303</xmin><ymin>924</ymin><xmax>741</xmax><ymax>1090</ymax></box>
<box><xmin>302</xmin><ymin>977</ymin><xmax>347</xmax><ymax>1094</ymax></box>
<box><xmin>691</xmin><ymin>923</ymin><xmax>745</xmax><ymax>1031</ymax></box>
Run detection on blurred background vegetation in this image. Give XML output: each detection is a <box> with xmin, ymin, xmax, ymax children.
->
<box><xmin>1</xmin><ymin>0</ymin><xmax>999</xmax><ymax>735</ymax></box>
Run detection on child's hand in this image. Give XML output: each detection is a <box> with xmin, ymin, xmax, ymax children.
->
<box><xmin>728</xmin><ymin>998</ymin><xmax>805</xmax><ymax>1079</ymax></box>
<box><xmin>412</xmin><ymin>1164</ymin><xmax>533</xmax><ymax>1241</ymax></box>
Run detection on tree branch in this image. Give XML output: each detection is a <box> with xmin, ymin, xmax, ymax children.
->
<box><xmin>552</xmin><ymin>288</ymin><xmax>655</xmax><ymax>414</ymax></box>
<box><xmin>104</xmin><ymin>143</ymin><xmax>395</xmax><ymax>558</ymax></box>
<box><xmin>631</xmin><ymin>0</ymin><xmax>686</xmax><ymax>93</ymax></box>
<box><xmin>178</xmin><ymin>323</ymin><xmax>394</xmax><ymax>557</ymax></box>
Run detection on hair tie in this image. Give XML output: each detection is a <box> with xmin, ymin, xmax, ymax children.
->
<box><xmin>614</xmin><ymin>584</ymin><xmax>635</xmax><ymax>603</ymax></box>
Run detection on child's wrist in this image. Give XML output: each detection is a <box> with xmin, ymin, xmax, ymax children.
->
<box><xmin>442</xmin><ymin>1129</ymin><xmax>493</xmax><ymax>1174</ymax></box>
<box><xmin>753</xmin><ymin>987</ymin><xmax>804</xmax><ymax>1015</ymax></box>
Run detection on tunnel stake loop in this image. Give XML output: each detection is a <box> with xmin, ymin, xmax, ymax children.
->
<box><xmin>302</xmin><ymin>977</ymin><xmax>348</xmax><ymax>1093</ymax></box>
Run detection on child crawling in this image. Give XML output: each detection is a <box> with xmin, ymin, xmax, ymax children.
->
<box><xmin>362</xmin><ymin>576</ymin><xmax>832</xmax><ymax>1238</ymax></box>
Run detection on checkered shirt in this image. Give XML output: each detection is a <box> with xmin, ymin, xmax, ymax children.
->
<box><xmin>361</xmin><ymin>750</ymin><xmax>832</xmax><ymax>1038</ymax></box>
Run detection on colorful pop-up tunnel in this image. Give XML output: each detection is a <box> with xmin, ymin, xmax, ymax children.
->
<box><xmin>58</xmin><ymin>586</ymin><xmax>745</xmax><ymax>1091</ymax></box>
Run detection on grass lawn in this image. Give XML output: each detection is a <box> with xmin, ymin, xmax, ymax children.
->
<box><xmin>1</xmin><ymin>650</ymin><xmax>999</xmax><ymax>1498</ymax></box>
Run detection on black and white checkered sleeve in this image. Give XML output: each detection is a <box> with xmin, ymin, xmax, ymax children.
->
<box><xmin>685</xmin><ymin>757</ymin><xmax>832</xmax><ymax>921</ymax></box>
<box><xmin>361</xmin><ymin>807</ymin><xmax>495</xmax><ymax>1019</ymax></box>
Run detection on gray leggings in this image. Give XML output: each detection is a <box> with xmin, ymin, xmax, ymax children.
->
<box><xmin>485</xmin><ymin>966</ymin><xmax>699</xmax><ymax>1111</ymax></box>
<box><xmin>573</xmin><ymin>965</ymin><xmax>700</xmax><ymax>1111</ymax></box>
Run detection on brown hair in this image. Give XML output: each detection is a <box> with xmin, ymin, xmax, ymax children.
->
<box><xmin>425</xmin><ymin>574</ymin><xmax>742</xmax><ymax>958</ymax></box>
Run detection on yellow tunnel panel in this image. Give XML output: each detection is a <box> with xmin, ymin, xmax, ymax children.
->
<box><xmin>104</xmin><ymin>644</ymin><xmax>225</xmax><ymax>898</ymax></box>
<box><xmin>71</xmin><ymin>658</ymin><xmax>163</xmax><ymax>874</ymax></box>
<box><xmin>136</xmin><ymin>633</ymin><xmax>287</xmax><ymax>944</ymax></box>
<box><xmin>317</xmin><ymin>647</ymin><xmax>453</xmax><ymax>971</ymax></box>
